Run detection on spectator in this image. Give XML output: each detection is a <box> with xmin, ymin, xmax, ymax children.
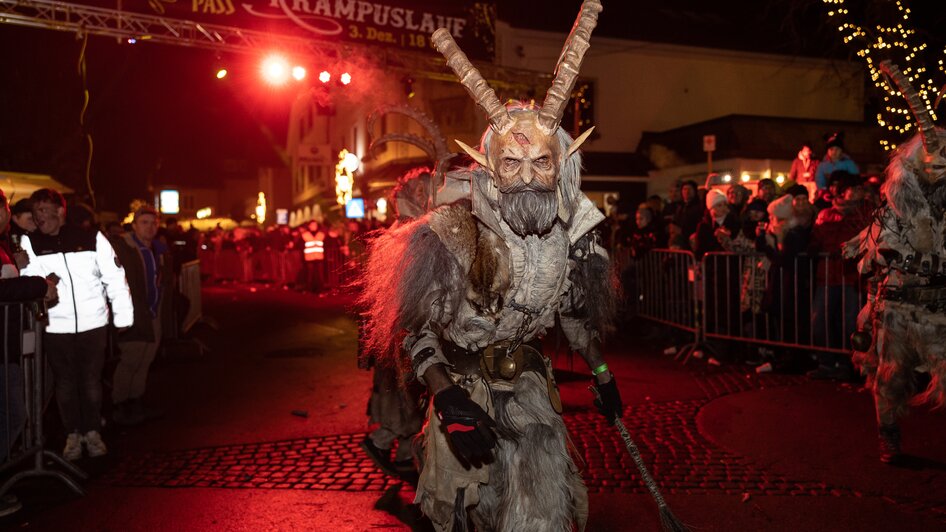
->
<box><xmin>666</xmin><ymin>221</ymin><xmax>688</xmax><ymax>250</ymax></box>
<box><xmin>105</xmin><ymin>221</ymin><xmax>124</xmax><ymax>239</ymax></box>
<box><xmin>9</xmin><ymin>199</ymin><xmax>34</xmax><ymax>236</ymax></box>
<box><xmin>814</xmin><ymin>132</ymin><xmax>859</xmax><ymax>191</ymax></box>
<box><xmin>20</xmin><ymin>188</ymin><xmax>133</xmax><ymax>460</ymax></box>
<box><xmin>109</xmin><ymin>206</ymin><xmax>172</xmax><ymax>427</ymax></box>
<box><xmin>753</xmin><ymin>194</ymin><xmax>814</xmax><ymax>346</ymax></box>
<box><xmin>693</xmin><ymin>189</ymin><xmax>743</xmax><ymax>258</ymax></box>
<box><xmin>788</xmin><ymin>144</ymin><xmax>818</xmax><ymax>186</ymax></box>
<box><xmin>674</xmin><ymin>180</ymin><xmax>705</xmax><ymax>245</ymax></box>
<box><xmin>727</xmin><ymin>184</ymin><xmax>750</xmax><ymax>216</ymax></box>
<box><xmin>808</xmin><ymin>173</ymin><xmax>871</xmax><ymax>380</ymax></box>
<box><xmin>628</xmin><ymin>204</ymin><xmax>664</xmax><ymax>258</ymax></box>
<box><xmin>756</xmin><ymin>178</ymin><xmax>778</xmax><ymax>204</ymax></box>
<box><xmin>661</xmin><ymin>180</ymin><xmax>683</xmax><ymax>227</ymax></box>
<box><xmin>645</xmin><ymin>195</ymin><xmax>665</xmax><ymax>224</ymax></box>
<box><xmin>740</xmin><ymin>198</ymin><xmax>768</xmax><ymax>240</ymax></box>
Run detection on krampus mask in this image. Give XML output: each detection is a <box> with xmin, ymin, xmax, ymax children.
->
<box><xmin>432</xmin><ymin>0</ymin><xmax>602</xmax><ymax>236</ymax></box>
<box><xmin>879</xmin><ymin>61</ymin><xmax>946</xmax><ymax>222</ymax></box>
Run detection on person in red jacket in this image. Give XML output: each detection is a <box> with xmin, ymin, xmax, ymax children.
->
<box><xmin>808</xmin><ymin>172</ymin><xmax>871</xmax><ymax>380</ymax></box>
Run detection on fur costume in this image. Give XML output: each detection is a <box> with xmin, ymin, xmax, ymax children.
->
<box><xmin>843</xmin><ymin>61</ymin><xmax>946</xmax><ymax>459</ymax></box>
<box><xmin>359</xmin><ymin>1</ymin><xmax>617</xmax><ymax>529</ymax></box>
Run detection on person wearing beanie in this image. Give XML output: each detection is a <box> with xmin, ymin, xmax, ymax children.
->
<box><xmin>693</xmin><ymin>188</ymin><xmax>742</xmax><ymax>258</ymax></box>
<box><xmin>814</xmin><ymin>132</ymin><xmax>859</xmax><ymax>191</ymax></box>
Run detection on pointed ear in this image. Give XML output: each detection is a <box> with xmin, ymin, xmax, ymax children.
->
<box><xmin>455</xmin><ymin>139</ymin><xmax>490</xmax><ymax>170</ymax></box>
<box><xmin>565</xmin><ymin>127</ymin><xmax>595</xmax><ymax>158</ymax></box>
<box><xmin>557</xmin><ymin>186</ymin><xmax>570</xmax><ymax>223</ymax></box>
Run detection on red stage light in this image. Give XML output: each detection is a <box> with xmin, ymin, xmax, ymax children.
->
<box><xmin>318</xmin><ymin>71</ymin><xmax>331</xmax><ymax>83</ymax></box>
<box><xmin>261</xmin><ymin>55</ymin><xmax>291</xmax><ymax>86</ymax></box>
<box><xmin>216</xmin><ymin>68</ymin><xmax>228</xmax><ymax>80</ymax></box>
<box><xmin>340</xmin><ymin>72</ymin><xmax>352</xmax><ymax>85</ymax></box>
<box><xmin>292</xmin><ymin>66</ymin><xmax>307</xmax><ymax>81</ymax></box>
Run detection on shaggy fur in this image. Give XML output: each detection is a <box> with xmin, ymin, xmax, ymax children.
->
<box><xmin>357</xmin><ymin>217</ymin><xmax>463</xmax><ymax>369</ymax></box>
<box><xmin>883</xmin><ymin>134</ymin><xmax>936</xmax><ymax>220</ymax></box>
<box><xmin>470</xmin><ymin>372</ymin><xmax>588</xmax><ymax>531</ymax></box>
<box><xmin>565</xmin><ymin>230</ymin><xmax>620</xmax><ymax>338</ymax></box>
<box><xmin>872</xmin><ymin>304</ymin><xmax>946</xmax><ymax>424</ymax></box>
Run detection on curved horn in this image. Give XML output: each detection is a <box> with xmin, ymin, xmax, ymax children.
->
<box><xmin>368</xmin><ymin>134</ymin><xmax>438</xmax><ymax>161</ymax></box>
<box><xmin>368</xmin><ymin>104</ymin><xmax>450</xmax><ymax>159</ymax></box>
<box><xmin>878</xmin><ymin>60</ymin><xmax>940</xmax><ymax>155</ymax></box>
<box><xmin>537</xmin><ymin>0</ymin><xmax>603</xmax><ymax>135</ymax></box>
<box><xmin>432</xmin><ymin>28</ymin><xmax>514</xmax><ymax>135</ymax></box>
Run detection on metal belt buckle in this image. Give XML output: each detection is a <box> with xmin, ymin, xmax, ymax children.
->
<box><xmin>481</xmin><ymin>342</ymin><xmax>521</xmax><ymax>381</ymax></box>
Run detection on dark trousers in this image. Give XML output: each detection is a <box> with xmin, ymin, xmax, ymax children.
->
<box><xmin>45</xmin><ymin>327</ymin><xmax>108</xmax><ymax>433</ymax></box>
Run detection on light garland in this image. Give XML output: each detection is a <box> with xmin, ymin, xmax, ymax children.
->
<box><xmin>823</xmin><ymin>0</ymin><xmax>944</xmax><ymax>151</ymax></box>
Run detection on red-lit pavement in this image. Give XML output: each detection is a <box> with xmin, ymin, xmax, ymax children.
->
<box><xmin>5</xmin><ymin>283</ymin><xmax>946</xmax><ymax>531</ymax></box>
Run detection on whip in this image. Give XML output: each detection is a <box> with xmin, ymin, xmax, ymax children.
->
<box><xmin>590</xmin><ymin>386</ymin><xmax>689</xmax><ymax>532</ymax></box>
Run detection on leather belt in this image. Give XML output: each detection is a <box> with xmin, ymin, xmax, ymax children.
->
<box><xmin>883</xmin><ymin>283</ymin><xmax>946</xmax><ymax>311</ymax></box>
<box><xmin>441</xmin><ymin>339</ymin><xmax>546</xmax><ymax>382</ymax></box>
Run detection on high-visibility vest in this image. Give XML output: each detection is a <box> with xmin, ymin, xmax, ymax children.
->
<box><xmin>302</xmin><ymin>229</ymin><xmax>325</xmax><ymax>261</ymax></box>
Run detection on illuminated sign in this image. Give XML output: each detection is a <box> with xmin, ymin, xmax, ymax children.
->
<box><xmin>196</xmin><ymin>207</ymin><xmax>213</xmax><ymax>219</ymax></box>
<box><xmin>77</xmin><ymin>1</ymin><xmax>496</xmax><ymax>60</ymax></box>
<box><xmin>276</xmin><ymin>209</ymin><xmax>289</xmax><ymax>225</ymax></box>
<box><xmin>335</xmin><ymin>149</ymin><xmax>356</xmax><ymax>206</ymax></box>
<box><xmin>255</xmin><ymin>192</ymin><xmax>267</xmax><ymax>224</ymax></box>
<box><xmin>159</xmin><ymin>190</ymin><xmax>180</xmax><ymax>214</ymax></box>
<box><xmin>345</xmin><ymin>198</ymin><xmax>365</xmax><ymax>219</ymax></box>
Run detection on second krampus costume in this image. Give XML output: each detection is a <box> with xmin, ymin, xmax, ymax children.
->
<box><xmin>845</xmin><ymin>61</ymin><xmax>946</xmax><ymax>464</ymax></box>
<box><xmin>359</xmin><ymin>1</ymin><xmax>622</xmax><ymax>529</ymax></box>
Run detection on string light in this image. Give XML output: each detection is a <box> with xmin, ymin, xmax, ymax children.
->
<box><xmin>823</xmin><ymin>0</ymin><xmax>944</xmax><ymax>151</ymax></box>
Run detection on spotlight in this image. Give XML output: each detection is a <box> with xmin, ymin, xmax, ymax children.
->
<box><xmin>740</xmin><ymin>173</ymin><xmax>751</xmax><ymax>183</ymax></box>
<box><xmin>722</xmin><ymin>174</ymin><xmax>732</xmax><ymax>183</ymax></box>
<box><xmin>340</xmin><ymin>72</ymin><xmax>352</xmax><ymax>85</ymax></box>
<box><xmin>216</xmin><ymin>68</ymin><xmax>228</xmax><ymax>79</ymax></box>
<box><xmin>318</xmin><ymin>70</ymin><xmax>331</xmax><ymax>83</ymax></box>
<box><xmin>261</xmin><ymin>54</ymin><xmax>291</xmax><ymax>86</ymax></box>
<box><xmin>775</xmin><ymin>174</ymin><xmax>786</xmax><ymax>185</ymax></box>
<box><xmin>127</xmin><ymin>38</ymin><xmax>137</xmax><ymax>44</ymax></box>
<box><xmin>292</xmin><ymin>66</ymin><xmax>307</xmax><ymax>81</ymax></box>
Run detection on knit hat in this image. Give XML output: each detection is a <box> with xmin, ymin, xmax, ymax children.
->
<box><xmin>767</xmin><ymin>194</ymin><xmax>793</xmax><ymax>221</ymax></box>
<box><xmin>824</xmin><ymin>131</ymin><xmax>845</xmax><ymax>150</ymax></box>
<box><xmin>705</xmin><ymin>188</ymin><xmax>727</xmax><ymax>210</ymax></box>
<box><xmin>746</xmin><ymin>198</ymin><xmax>767</xmax><ymax>213</ymax></box>
<box><xmin>784</xmin><ymin>184</ymin><xmax>809</xmax><ymax>199</ymax></box>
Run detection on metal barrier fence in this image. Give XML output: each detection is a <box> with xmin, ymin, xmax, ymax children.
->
<box><xmin>199</xmin><ymin>249</ymin><xmax>349</xmax><ymax>290</ymax></box>
<box><xmin>632</xmin><ymin>249</ymin><xmax>867</xmax><ymax>357</ymax></box>
<box><xmin>0</xmin><ymin>300</ymin><xmax>86</xmax><ymax>498</ymax></box>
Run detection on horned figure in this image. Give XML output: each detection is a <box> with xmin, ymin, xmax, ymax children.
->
<box><xmin>367</xmin><ymin>105</ymin><xmax>467</xmax><ymax>219</ymax></box>
<box><xmin>358</xmin><ymin>1</ymin><xmax>622</xmax><ymax>530</ymax></box>
<box><xmin>844</xmin><ymin>60</ymin><xmax>946</xmax><ymax>464</ymax></box>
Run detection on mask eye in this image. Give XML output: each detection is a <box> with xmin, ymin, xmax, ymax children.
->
<box><xmin>503</xmin><ymin>158</ymin><xmax>520</xmax><ymax>168</ymax></box>
<box><xmin>534</xmin><ymin>156</ymin><xmax>550</xmax><ymax>168</ymax></box>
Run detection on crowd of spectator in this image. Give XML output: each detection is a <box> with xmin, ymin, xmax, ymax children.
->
<box><xmin>606</xmin><ymin>136</ymin><xmax>878</xmax><ymax>381</ymax></box>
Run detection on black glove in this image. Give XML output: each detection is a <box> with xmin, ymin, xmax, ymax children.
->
<box><xmin>433</xmin><ymin>385</ymin><xmax>496</xmax><ymax>465</ymax></box>
<box><xmin>593</xmin><ymin>377</ymin><xmax>623</xmax><ymax>424</ymax></box>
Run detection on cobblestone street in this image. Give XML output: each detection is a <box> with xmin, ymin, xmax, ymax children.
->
<box><xmin>6</xmin><ymin>283</ymin><xmax>946</xmax><ymax>531</ymax></box>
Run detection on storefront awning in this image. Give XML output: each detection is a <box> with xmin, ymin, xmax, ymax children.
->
<box><xmin>0</xmin><ymin>171</ymin><xmax>75</xmax><ymax>201</ymax></box>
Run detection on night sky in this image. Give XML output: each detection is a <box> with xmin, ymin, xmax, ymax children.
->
<box><xmin>0</xmin><ymin>0</ymin><xmax>943</xmax><ymax>212</ymax></box>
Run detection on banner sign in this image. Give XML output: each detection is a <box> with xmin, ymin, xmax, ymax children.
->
<box><xmin>89</xmin><ymin>0</ymin><xmax>495</xmax><ymax>60</ymax></box>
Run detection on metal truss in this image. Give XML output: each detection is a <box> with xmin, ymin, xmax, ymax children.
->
<box><xmin>0</xmin><ymin>0</ymin><xmax>549</xmax><ymax>88</ymax></box>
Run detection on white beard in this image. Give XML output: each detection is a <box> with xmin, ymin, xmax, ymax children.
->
<box><xmin>499</xmin><ymin>190</ymin><xmax>558</xmax><ymax>236</ymax></box>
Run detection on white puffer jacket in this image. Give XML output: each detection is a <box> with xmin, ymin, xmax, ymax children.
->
<box><xmin>21</xmin><ymin>226</ymin><xmax>133</xmax><ymax>334</ymax></box>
